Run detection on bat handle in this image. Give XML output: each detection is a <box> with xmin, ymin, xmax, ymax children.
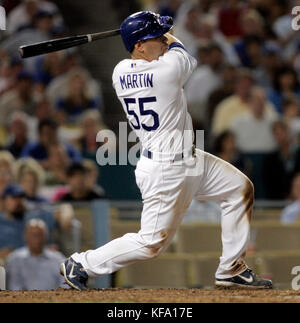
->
<box><xmin>90</xmin><ymin>29</ymin><xmax>121</xmax><ymax>41</ymax></box>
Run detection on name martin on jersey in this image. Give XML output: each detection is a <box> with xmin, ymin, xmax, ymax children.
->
<box><xmin>120</xmin><ymin>73</ymin><xmax>154</xmax><ymax>89</ymax></box>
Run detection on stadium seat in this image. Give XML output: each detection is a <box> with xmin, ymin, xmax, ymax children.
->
<box><xmin>252</xmin><ymin>208</ymin><xmax>282</xmax><ymax>221</ymax></box>
<box><xmin>258</xmin><ymin>251</ymin><xmax>300</xmax><ymax>288</ymax></box>
<box><xmin>251</xmin><ymin>222</ymin><xmax>300</xmax><ymax>252</ymax></box>
<box><xmin>115</xmin><ymin>253</ymin><xmax>191</xmax><ymax>288</ymax></box>
<box><xmin>175</xmin><ymin>223</ymin><xmax>222</xmax><ymax>253</ymax></box>
<box><xmin>110</xmin><ymin>220</ymin><xmax>140</xmax><ymax>240</ymax></box>
<box><xmin>188</xmin><ymin>253</ymin><xmax>220</xmax><ymax>288</ymax></box>
<box><xmin>73</xmin><ymin>207</ymin><xmax>95</xmax><ymax>251</ymax></box>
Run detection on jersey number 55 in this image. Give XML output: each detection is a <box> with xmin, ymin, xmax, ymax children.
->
<box><xmin>124</xmin><ymin>96</ymin><xmax>159</xmax><ymax>131</ymax></box>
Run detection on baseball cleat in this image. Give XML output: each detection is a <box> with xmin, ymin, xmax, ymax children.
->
<box><xmin>215</xmin><ymin>268</ymin><xmax>273</xmax><ymax>289</ymax></box>
<box><xmin>60</xmin><ymin>257</ymin><xmax>89</xmax><ymax>291</ymax></box>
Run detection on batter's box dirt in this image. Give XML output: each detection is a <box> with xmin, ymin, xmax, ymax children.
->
<box><xmin>0</xmin><ymin>288</ymin><xmax>300</xmax><ymax>303</ymax></box>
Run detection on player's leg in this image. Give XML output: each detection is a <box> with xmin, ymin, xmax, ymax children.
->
<box><xmin>61</xmin><ymin>156</ymin><xmax>197</xmax><ymax>289</ymax></box>
<box><xmin>193</xmin><ymin>150</ymin><xmax>272</xmax><ymax>288</ymax></box>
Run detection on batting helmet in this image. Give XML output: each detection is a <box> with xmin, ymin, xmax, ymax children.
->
<box><xmin>120</xmin><ymin>11</ymin><xmax>173</xmax><ymax>52</ymax></box>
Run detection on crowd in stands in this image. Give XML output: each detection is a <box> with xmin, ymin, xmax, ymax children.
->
<box><xmin>0</xmin><ymin>0</ymin><xmax>108</xmax><ymax>289</ymax></box>
<box><xmin>141</xmin><ymin>0</ymin><xmax>300</xmax><ymax>203</ymax></box>
<box><xmin>1</xmin><ymin>0</ymin><xmax>300</xmax><ymax>289</ymax></box>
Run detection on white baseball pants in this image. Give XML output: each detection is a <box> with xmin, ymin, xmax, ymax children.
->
<box><xmin>72</xmin><ymin>149</ymin><xmax>253</xmax><ymax>279</ymax></box>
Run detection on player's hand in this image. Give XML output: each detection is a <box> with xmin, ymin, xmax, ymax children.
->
<box><xmin>160</xmin><ymin>16</ymin><xmax>173</xmax><ymax>26</ymax></box>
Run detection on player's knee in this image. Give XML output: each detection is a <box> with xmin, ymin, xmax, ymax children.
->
<box><xmin>145</xmin><ymin>245</ymin><xmax>164</xmax><ymax>259</ymax></box>
<box><xmin>243</xmin><ymin>178</ymin><xmax>254</xmax><ymax>221</ymax></box>
<box><xmin>139</xmin><ymin>229</ymin><xmax>169</xmax><ymax>259</ymax></box>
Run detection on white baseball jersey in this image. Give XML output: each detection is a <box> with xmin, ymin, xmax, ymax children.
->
<box><xmin>112</xmin><ymin>43</ymin><xmax>197</xmax><ymax>154</ymax></box>
<box><xmin>71</xmin><ymin>43</ymin><xmax>253</xmax><ymax>282</ymax></box>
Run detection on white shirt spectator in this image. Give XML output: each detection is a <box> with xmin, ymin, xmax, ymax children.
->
<box><xmin>185</xmin><ymin>65</ymin><xmax>222</xmax><ymax>121</ymax></box>
<box><xmin>230</xmin><ymin>111</ymin><xmax>277</xmax><ymax>153</ymax></box>
<box><xmin>5</xmin><ymin>246</ymin><xmax>65</xmax><ymax>290</ymax></box>
<box><xmin>7</xmin><ymin>0</ymin><xmax>63</xmax><ymax>35</ymax></box>
<box><xmin>272</xmin><ymin>14</ymin><xmax>300</xmax><ymax>60</ymax></box>
<box><xmin>281</xmin><ymin>201</ymin><xmax>300</xmax><ymax>224</ymax></box>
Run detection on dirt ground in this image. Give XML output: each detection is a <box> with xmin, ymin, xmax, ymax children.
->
<box><xmin>0</xmin><ymin>288</ymin><xmax>300</xmax><ymax>303</ymax></box>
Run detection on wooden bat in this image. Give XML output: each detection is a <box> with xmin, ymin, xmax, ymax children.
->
<box><xmin>19</xmin><ymin>29</ymin><xmax>121</xmax><ymax>59</ymax></box>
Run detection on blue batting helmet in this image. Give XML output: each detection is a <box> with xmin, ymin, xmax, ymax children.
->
<box><xmin>120</xmin><ymin>11</ymin><xmax>173</xmax><ymax>52</ymax></box>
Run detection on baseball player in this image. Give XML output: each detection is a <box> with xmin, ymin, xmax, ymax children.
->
<box><xmin>60</xmin><ymin>11</ymin><xmax>272</xmax><ymax>290</ymax></box>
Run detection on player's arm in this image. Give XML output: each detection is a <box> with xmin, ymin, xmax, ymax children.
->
<box><xmin>163</xmin><ymin>33</ymin><xmax>197</xmax><ymax>86</ymax></box>
<box><xmin>164</xmin><ymin>32</ymin><xmax>184</xmax><ymax>47</ymax></box>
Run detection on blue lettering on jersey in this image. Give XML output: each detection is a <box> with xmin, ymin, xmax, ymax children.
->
<box><xmin>120</xmin><ymin>75</ymin><xmax>127</xmax><ymax>90</ymax></box>
<box><xmin>119</xmin><ymin>73</ymin><xmax>154</xmax><ymax>89</ymax></box>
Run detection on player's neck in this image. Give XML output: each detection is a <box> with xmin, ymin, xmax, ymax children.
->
<box><xmin>131</xmin><ymin>52</ymin><xmax>152</xmax><ymax>62</ymax></box>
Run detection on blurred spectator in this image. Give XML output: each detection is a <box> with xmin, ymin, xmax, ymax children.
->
<box><xmin>14</xmin><ymin>157</ymin><xmax>48</xmax><ymax>204</ymax></box>
<box><xmin>211</xmin><ymin>68</ymin><xmax>250</xmax><ymax>135</ymax></box>
<box><xmin>206</xmin><ymin>64</ymin><xmax>237</xmax><ymax>128</ymax></box>
<box><xmin>263</xmin><ymin>120</ymin><xmax>300</xmax><ymax>200</ymax></box>
<box><xmin>213</xmin><ymin>130</ymin><xmax>251</xmax><ymax>176</ymax></box>
<box><xmin>44</xmin><ymin>143</ymin><xmax>70</xmax><ymax>186</ymax></box>
<box><xmin>7</xmin><ymin>0</ymin><xmax>39</xmax><ymax>34</ymax></box>
<box><xmin>7</xmin><ymin>0</ymin><xmax>63</xmax><ymax>35</ymax></box>
<box><xmin>217</xmin><ymin>0</ymin><xmax>246</xmax><ymax>39</ymax></box>
<box><xmin>21</xmin><ymin>119</ymin><xmax>82</xmax><ymax>166</ymax></box>
<box><xmin>33</xmin><ymin>51</ymin><xmax>66</xmax><ymax>88</ymax></box>
<box><xmin>54</xmin><ymin>68</ymin><xmax>101</xmax><ymax>125</ymax></box>
<box><xmin>258</xmin><ymin>46</ymin><xmax>282</xmax><ymax>89</ymax></box>
<box><xmin>77</xmin><ymin>110</ymin><xmax>106</xmax><ymax>158</ymax></box>
<box><xmin>158</xmin><ymin>0</ymin><xmax>182</xmax><ymax>19</ymax></box>
<box><xmin>46</xmin><ymin>62</ymin><xmax>99</xmax><ymax>107</ymax></box>
<box><xmin>82</xmin><ymin>159</ymin><xmax>106</xmax><ymax>198</ymax></box>
<box><xmin>281</xmin><ymin>173</ymin><xmax>300</xmax><ymax>224</ymax></box>
<box><xmin>185</xmin><ymin>42</ymin><xmax>224</xmax><ymax>129</ymax></box>
<box><xmin>230</xmin><ymin>87</ymin><xmax>278</xmax><ymax>198</ymax></box>
<box><xmin>5</xmin><ymin>218</ymin><xmax>65</xmax><ymax>290</ymax></box>
<box><xmin>0</xmin><ymin>184</ymin><xmax>27</xmax><ymax>260</ymax></box>
<box><xmin>0</xmin><ymin>183</ymin><xmax>74</xmax><ymax>259</ymax></box>
<box><xmin>1</xmin><ymin>10</ymin><xmax>56</xmax><ymax>59</ymax></box>
<box><xmin>212</xmin><ymin>69</ymin><xmax>277</xmax><ymax>136</ymax></box>
<box><xmin>272</xmin><ymin>1</ymin><xmax>300</xmax><ymax>61</ymax></box>
<box><xmin>34</xmin><ymin>97</ymin><xmax>54</xmax><ymax>123</ymax></box>
<box><xmin>282</xmin><ymin>95</ymin><xmax>300</xmax><ymax>140</ymax></box>
<box><xmin>0</xmin><ymin>56</ymin><xmax>23</xmax><ymax>95</ymax></box>
<box><xmin>230</xmin><ymin>87</ymin><xmax>277</xmax><ymax>153</ymax></box>
<box><xmin>267</xmin><ymin>65</ymin><xmax>300</xmax><ymax>114</ymax></box>
<box><xmin>0</xmin><ymin>71</ymin><xmax>35</xmax><ymax>125</ymax></box>
<box><xmin>56</xmin><ymin>162</ymin><xmax>105</xmax><ymax>202</ymax></box>
<box><xmin>233</xmin><ymin>9</ymin><xmax>265</xmax><ymax>67</ymax></box>
<box><xmin>0</xmin><ymin>151</ymin><xmax>16</xmax><ymax>211</ymax></box>
<box><xmin>4</xmin><ymin>112</ymin><xmax>30</xmax><ymax>158</ymax></box>
<box><xmin>0</xmin><ymin>184</ymin><xmax>57</xmax><ymax>250</ymax></box>
<box><xmin>2</xmin><ymin>0</ymin><xmax>21</xmax><ymax>15</ymax></box>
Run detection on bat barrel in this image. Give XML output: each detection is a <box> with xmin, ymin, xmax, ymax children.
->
<box><xmin>19</xmin><ymin>35</ymin><xmax>89</xmax><ymax>58</ymax></box>
<box><xmin>19</xmin><ymin>29</ymin><xmax>121</xmax><ymax>59</ymax></box>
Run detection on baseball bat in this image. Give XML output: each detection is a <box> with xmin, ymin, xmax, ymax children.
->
<box><xmin>18</xmin><ymin>29</ymin><xmax>121</xmax><ymax>59</ymax></box>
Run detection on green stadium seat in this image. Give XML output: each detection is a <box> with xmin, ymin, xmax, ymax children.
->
<box><xmin>175</xmin><ymin>223</ymin><xmax>222</xmax><ymax>253</ymax></box>
<box><xmin>251</xmin><ymin>222</ymin><xmax>300</xmax><ymax>252</ymax></box>
<box><xmin>115</xmin><ymin>253</ymin><xmax>191</xmax><ymax>288</ymax></box>
<box><xmin>257</xmin><ymin>251</ymin><xmax>300</xmax><ymax>288</ymax></box>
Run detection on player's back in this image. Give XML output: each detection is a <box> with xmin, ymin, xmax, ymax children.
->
<box><xmin>112</xmin><ymin>45</ymin><xmax>197</xmax><ymax>154</ymax></box>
